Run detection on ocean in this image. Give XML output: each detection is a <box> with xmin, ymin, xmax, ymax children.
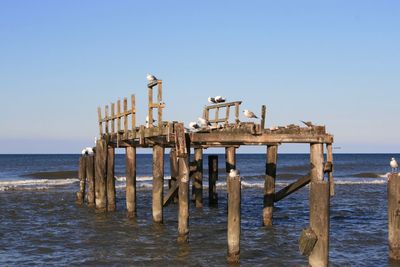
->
<box><xmin>0</xmin><ymin>153</ymin><xmax>398</xmax><ymax>266</ymax></box>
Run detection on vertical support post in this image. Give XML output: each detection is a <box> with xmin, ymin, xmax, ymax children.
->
<box><xmin>97</xmin><ymin>107</ymin><xmax>103</xmax><ymax>136</ymax></box>
<box><xmin>123</xmin><ymin>98</ymin><xmax>128</xmax><ymax>138</ymax></box>
<box><xmin>117</xmin><ymin>100</ymin><xmax>121</xmax><ymax>133</ymax></box>
<box><xmin>263</xmin><ymin>144</ymin><xmax>278</xmax><ymax>227</ymax></box>
<box><xmin>148</xmin><ymin>86</ymin><xmax>154</xmax><ymax>128</ymax></box>
<box><xmin>261</xmin><ymin>105</ymin><xmax>266</xmax><ymax>130</ymax></box>
<box><xmin>105</xmin><ymin>105</ymin><xmax>109</xmax><ymax>134</ymax></box>
<box><xmin>152</xmin><ymin>144</ymin><xmax>165</xmax><ymax>223</ymax></box>
<box><xmin>326</xmin><ymin>143</ymin><xmax>335</xmax><ymax>196</ymax></box>
<box><xmin>76</xmin><ymin>156</ymin><xmax>86</xmax><ymax>205</ymax></box>
<box><xmin>208</xmin><ymin>155</ymin><xmax>218</xmax><ymax>206</ymax></box>
<box><xmin>215</xmin><ymin>107</ymin><xmax>220</xmax><ymax>127</ymax></box>
<box><xmin>193</xmin><ymin>148</ymin><xmax>203</xmax><ymax>208</ymax></box>
<box><xmin>388</xmin><ymin>173</ymin><xmax>400</xmax><ymax>261</ymax></box>
<box><xmin>157</xmin><ymin>80</ymin><xmax>163</xmax><ymax>126</ymax></box>
<box><xmin>126</xmin><ymin>146</ymin><xmax>137</xmax><ymax>218</ymax></box>
<box><xmin>175</xmin><ymin>123</ymin><xmax>189</xmax><ymax>243</ymax></box>
<box><xmin>225</xmin><ymin>147</ymin><xmax>236</xmax><ymax>173</ymax></box>
<box><xmin>86</xmin><ymin>155</ymin><xmax>95</xmax><ymax>207</ymax></box>
<box><xmin>234</xmin><ymin>102</ymin><xmax>240</xmax><ymax>124</ymax></box>
<box><xmin>169</xmin><ymin>148</ymin><xmax>179</xmax><ymax>203</ymax></box>
<box><xmin>309</xmin><ymin>143</ymin><xmax>329</xmax><ymax>267</ymax></box>
<box><xmin>227</xmin><ymin>172</ymin><xmax>241</xmax><ymax>263</ymax></box>
<box><xmin>111</xmin><ymin>103</ymin><xmax>115</xmax><ymax>134</ymax></box>
<box><xmin>95</xmin><ymin>139</ymin><xmax>107</xmax><ymax>213</ymax></box>
<box><xmin>107</xmin><ymin>146</ymin><xmax>116</xmax><ymax>211</ymax></box>
<box><xmin>131</xmin><ymin>94</ymin><xmax>136</xmax><ymax>130</ymax></box>
<box><xmin>225</xmin><ymin>106</ymin><xmax>230</xmax><ymax>125</ymax></box>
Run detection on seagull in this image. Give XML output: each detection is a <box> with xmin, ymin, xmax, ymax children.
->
<box><xmin>243</xmin><ymin>109</ymin><xmax>258</xmax><ymax>119</ymax></box>
<box><xmin>301</xmin><ymin>121</ymin><xmax>314</xmax><ymax>127</ymax></box>
<box><xmin>208</xmin><ymin>97</ymin><xmax>217</xmax><ymax>104</ymax></box>
<box><xmin>86</xmin><ymin>147</ymin><xmax>94</xmax><ymax>155</ymax></box>
<box><xmin>189</xmin><ymin>122</ymin><xmax>200</xmax><ymax>130</ymax></box>
<box><xmin>146</xmin><ymin>73</ymin><xmax>157</xmax><ymax>82</ymax></box>
<box><xmin>215</xmin><ymin>96</ymin><xmax>226</xmax><ymax>103</ymax></box>
<box><xmin>81</xmin><ymin>148</ymin><xmax>87</xmax><ymax>155</ymax></box>
<box><xmin>229</xmin><ymin>169</ymin><xmax>240</xmax><ymax>178</ymax></box>
<box><xmin>390</xmin><ymin>158</ymin><xmax>398</xmax><ymax>173</ymax></box>
<box><xmin>198</xmin><ymin>117</ymin><xmax>211</xmax><ymax>126</ymax></box>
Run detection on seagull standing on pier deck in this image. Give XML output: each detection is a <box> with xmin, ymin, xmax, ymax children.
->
<box><xmin>390</xmin><ymin>158</ymin><xmax>398</xmax><ymax>173</ymax></box>
<box><xmin>198</xmin><ymin>117</ymin><xmax>211</xmax><ymax>127</ymax></box>
<box><xmin>189</xmin><ymin>122</ymin><xmax>200</xmax><ymax>130</ymax></box>
<box><xmin>243</xmin><ymin>109</ymin><xmax>258</xmax><ymax>119</ymax></box>
<box><xmin>215</xmin><ymin>96</ymin><xmax>226</xmax><ymax>103</ymax></box>
<box><xmin>146</xmin><ymin>73</ymin><xmax>157</xmax><ymax>82</ymax></box>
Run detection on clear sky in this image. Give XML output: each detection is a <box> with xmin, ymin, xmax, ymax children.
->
<box><xmin>0</xmin><ymin>0</ymin><xmax>399</xmax><ymax>153</ymax></box>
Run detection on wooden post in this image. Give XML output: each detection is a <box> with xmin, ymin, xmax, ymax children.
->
<box><xmin>169</xmin><ymin>148</ymin><xmax>179</xmax><ymax>203</ymax></box>
<box><xmin>95</xmin><ymin>139</ymin><xmax>107</xmax><ymax>213</ymax></box>
<box><xmin>105</xmin><ymin>105</ymin><xmax>109</xmax><ymax>134</ymax></box>
<box><xmin>225</xmin><ymin>147</ymin><xmax>236</xmax><ymax>173</ymax></box>
<box><xmin>76</xmin><ymin>156</ymin><xmax>86</xmax><ymax>205</ymax></box>
<box><xmin>309</xmin><ymin>143</ymin><xmax>329</xmax><ymax>267</ymax></box>
<box><xmin>111</xmin><ymin>102</ymin><xmax>115</xmax><ymax>134</ymax></box>
<box><xmin>131</xmin><ymin>94</ymin><xmax>136</xmax><ymax>130</ymax></box>
<box><xmin>123</xmin><ymin>98</ymin><xmax>128</xmax><ymax>138</ymax></box>
<box><xmin>234</xmin><ymin>102</ymin><xmax>240</xmax><ymax>124</ymax></box>
<box><xmin>148</xmin><ymin>86</ymin><xmax>154</xmax><ymax>128</ymax></box>
<box><xmin>175</xmin><ymin>123</ymin><xmax>189</xmax><ymax>243</ymax></box>
<box><xmin>157</xmin><ymin>81</ymin><xmax>163</xmax><ymax>126</ymax></box>
<box><xmin>177</xmin><ymin>157</ymin><xmax>190</xmax><ymax>243</ymax></box>
<box><xmin>208</xmin><ymin>155</ymin><xmax>218</xmax><ymax>206</ymax></box>
<box><xmin>152</xmin><ymin>144</ymin><xmax>165</xmax><ymax>223</ymax></box>
<box><xmin>86</xmin><ymin>155</ymin><xmax>95</xmax><ymax>207</ymax></box>
<box><xmin>193</xmin><ymin>148</ymin><xmax>203</xmax><ymax>208</ymax></box>
<box><xmin>227</xmin><ymin>172</ymin><xmax>241</xmax><ymax>263</ymax></box>
<box><xmin>388</xmin><ymin>173</ymin><xmax>400</xmax><ymax>261</ymax></box>
<box><xmin>107</xmin><ymin>146</ymin><xmax>116</xmax><ymax>211</ymax></box>
<box><xmin>126</xmin><ymin>146</ymin><xmax>137</xmax><ymax>218</ymax></box>
<box><xmin>326</xmin><ymin>143</ymin><xmax>335</xmax><ymax>196</ymax></box>
<box><xmin>263</xmin><ymin>144</ymin><xmax>278</xmax><ymax>227</ymax></box>
<box><xmin>97</xmin><ymin>107</ymin><xmax>103</xmax><ymax>136</ymax></box>
<box><xmin>261</xmin><ymin>105</ymin><xmax>266</xmax><ymax>130</ymax></box>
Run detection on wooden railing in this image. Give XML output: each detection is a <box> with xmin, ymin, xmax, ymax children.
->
<box><xmin>147</xmin><ymin>80</ymin><xmax>165</xmax><ymax>128</ymax></box>
<box><xmin>204</xmin><ymin>101</ymin><xmax>242</xmax><ymax>126</ymax></box>
<box><xmin>98</xmin><ymin>94</ymin><xmax>136</xmax><ymax>136</ymax></box>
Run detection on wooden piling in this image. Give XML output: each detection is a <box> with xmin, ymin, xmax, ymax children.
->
<box><xmin>309</xmin><ymin>143</ymin><xmax>329</xmax><ymax>267</ymax></box>
<box><xmin>169</xmin><ymin>148</ymin><xmax>179</xmax><ymax>203</ymax></box>
<box><xmin>152</xmin><ymin>144</ymin><xmax>165</xmax><ymax>223</ymax></box>
<box><xmin>86</xmin><ymin>155</ymin><xmax>95</xmax><ymax>207</ymax></box>
<box><xmin>193</xmin><ymin>148</ymin><xmax>203</xmax><ymax>208</ymax></box>
<box><xmin>208</xmin><ymin>155</ymin><xmax>218</xmax><ymax>206</ymax></box>
<box><xmin>106</xmin><ymin>147</ymin><xmax>116</xmax><ymax>211</ymax></box>
<box><xmin>388</xmin><ymin>173</ymin><xmax>400</xmax><ymax>261</ymax></box>
<box><xmin>126</xmin><ymin>146</ymin><xmax>137</xmax><ymax>218</ymax></box>
<box><xmin>177</xmin><ymin>157</ymin><xmax>190</xmax><ymax>243</ymax></box>
<box><xmin>326</xmin><ymin>143</ymin><xmax>335</xmax><ymax>196</ymax></box>
<box><xmin>76</xmin><ymin>156</ymin><xmax>86</xmax><ymax>205</ymax></box>
<box><xmin>261</xmin><ymin>105</ymin><xmax>266</xmax><ymax>130</ymax></box>
<box><xmin>263</xmin><ymin>144</ymin><xmax>278</xmax><ymax>227</ymax></box>
<box><xmin>227</xmin><ymin>172</ymin><xmax>241</xmax><ymax>263</ymax></box>
<box><xmin>225</xmin><ymin>147</ymin><xmax>236</xmax><ymax>173</ymax></box>
<box><xmin>95</xmin><ymin>139</ymin><xmax>108</xmax><ymax>213</ymax></box>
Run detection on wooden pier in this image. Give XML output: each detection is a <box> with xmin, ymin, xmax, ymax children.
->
<box><xmin>76</xmin><ymin>79</ymin><xmax>335</xmax><ymax>266</ymax></box>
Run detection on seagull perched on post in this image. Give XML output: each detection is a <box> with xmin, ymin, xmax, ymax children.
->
<box><xmin>301</xmin><ymin>120</ymin><xmax>314</xmax><ymax>127</ymax></box>
<box><xmin>229</xmin><ymin>169</ymin><xmax>240</xmax><ymax>178</ymax></box>
<box><xmin>215</xmin><ymin>96</ymin><xmax>226</xmax><ymax>103</ymax></box>
<box><xmin>146</xmin><ymin>115</ymin><xmax>156</xmax><ymax>128</ymax></box>
<box><xmin>208</xmin><ymin>97</ymin><xmax>217</xmax><ymax>104</ymax></box>
<box><xmin>189</xmin><ymin>122</ymin><xmax>200</xmax><ymax>130</ymax></box>
<box><xmin>390</xmin><ymin>158</ymin><xmax>398</xmax><ymax>173</ymax></box>
<box><xmin>198</xmin><ymin>117</ymin><xmax>211</xmax><ymax>127</ymax></box>
<box><xmin>146</xmin><ymin>73</ymin><xmax>157</xmax><ymax>82</ymax></box>
<box><xmin>81</xmin><ymin>147</ymin><xmax>94</xmax><ymax>156</ymax></box>
<box><xmin>243</xmin><ymin>109</ymin><xmax>258</xmax><ymax>119</ymax></box>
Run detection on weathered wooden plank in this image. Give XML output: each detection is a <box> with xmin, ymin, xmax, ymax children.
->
<box><xmin>193</xmin><ymin>148</ymin><xmax>203</xmax><ymax>208</ymax></box>
<box><xmin>175</xmin><ymin>123</ymin><xmax>187</xmax><ymax>157</ymax></box>
<box><xmin>299</xmin><ymin>228</ymin><xmax>318</xmax><ymax>256</ymax></box>
<box><xmin>274</xmin><ymin>174</ymin><xmax>311</xmax><ymax>202</ymax></box>
<box><xmin>261</xmin><ymin>105</ymin><xmax>266</xmax><ymax>130</ymax></box>
<box><xmin>163</xmin><ymin>182</ymin><xmax>179</xmax><ymax>207</ymax></box>
<box><xmin>105</xmin><ymin>105</ymin><xmax>109</xmax><ymax>134</ymax></box>
<box><xmin>123</xmin><ymin>98</ymin><xmax>128</xmax><ymax>138</ymax></box>
<box><xmin>86</xmin><ymin>155</ymin><xmax>95</xmax><ymax>207</ymax></box>
<box><xmin>76</xmin><ymin>156</ymin><xmax>86</xmax><ymax>205</ymax></box>
<box><xmin>111</xmin><ymin>103</ymin><xmax>115</xmax><ymax>133</ymax></box>
<box><xmin>117</xmin><ymin>100</ymin><xmax>121</xmax><ymax>133</ymax></box>
<box><xmin>208</xmin><ymin>155</ymin><xmax>218</xmax><ymax>206</ymax></box>
<box><xmin>225</xmin><ymin>147</ymin><xmax>236</xmax><ymax>173</ymax></box>
<box><xmin>177</xmin><ymin>156</ymin><xmax>190</xmax><ymax>243</ymax></box>
<box><xmin>157</xmin><ymin>80</ymin><xmax>163</xmax><ymax>125</ymax></box>
<box><xmin>97</xmin><ymin>107</ymin><xmax>103</xmax><ymax>135</ymax></box>
<box><xmin>148</xmin><ymin>86</ymin><xmax>154</xmax><ymax>128</ymax></box>
<box><xmin>95</xmin><ymin>139</ymin><xmax>107</xmax><ymax>213</ymax></box>
<box><xmin>131</xmin><ymin>95</ymin><xmax>136</xmax><ymax>130</ymax></box>
<box><xmin>326</xmin><ymin>143</ymin><xmax>335</xmax><ymax>196</ymax></box>
<box><xmin>263</xmin><ymin>145</ymin><xmax>277</xmax><ymax>226</ymax></box>
<box><xmin>206</xmin><ymin>101</ymin><xmax>242</xmax><ymax>110</ymax></box>
<box><xmin>107</xmin><ymin>147</ymin><xmax>116</xmax><ymax>211</ymax></box>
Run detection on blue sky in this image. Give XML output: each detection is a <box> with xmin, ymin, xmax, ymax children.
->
<box><xmin>0</xmin><ymin>0</ymin><xmax>399</xmax><ymax>153</ymax></box>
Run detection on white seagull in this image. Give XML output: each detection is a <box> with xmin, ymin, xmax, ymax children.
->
<box><xmin>198</xmin><ymin>117</ymin><xmax>211</xmax><ymax>127</ymax></box>
<box><xmin>208</xmin><ymin>97</ymin><xmax>217</xmax><ymax>104</ymax></box>
<box><xmin>229</xmin><ymin>169</ymin><xmax>240</xmax><ymax>178</ymax></box>
<box><xmin>189</xmin><ymin>121</ymin><xmax>200</xmax><ymax>130</ymax></box>
<box><xmin>146</xmin><ymin>73</ymin><xmax>157</xmax><ymax>82</ymax></box>
<box><xmin>215</xmin><ymin>96</ymin><xmax>226</xmax><ymax>103</ymax></box>
<box><xmin>81</xmin><ymin>147</ymin><xmax>94</xmax><ymax>156</ymax></box>
<box><xmin>390</xmin><ymin>158</ymin><xmax>398</xmax><ymax>173</ymax></box>
<box><xmin>243</xmin><ymin>109</ymin><xmax>258</xmax><ymax>119</ymax></box>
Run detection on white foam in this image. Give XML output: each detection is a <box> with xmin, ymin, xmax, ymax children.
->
<box><xmin>0</xmin><ymin>178</ymin><xmax>79</xmax><ymax>191</ymax></box>
<box><xmin>115</xmin><ymin>176</ymin><xmax>171</xmax><ymax>182</ymax></box>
